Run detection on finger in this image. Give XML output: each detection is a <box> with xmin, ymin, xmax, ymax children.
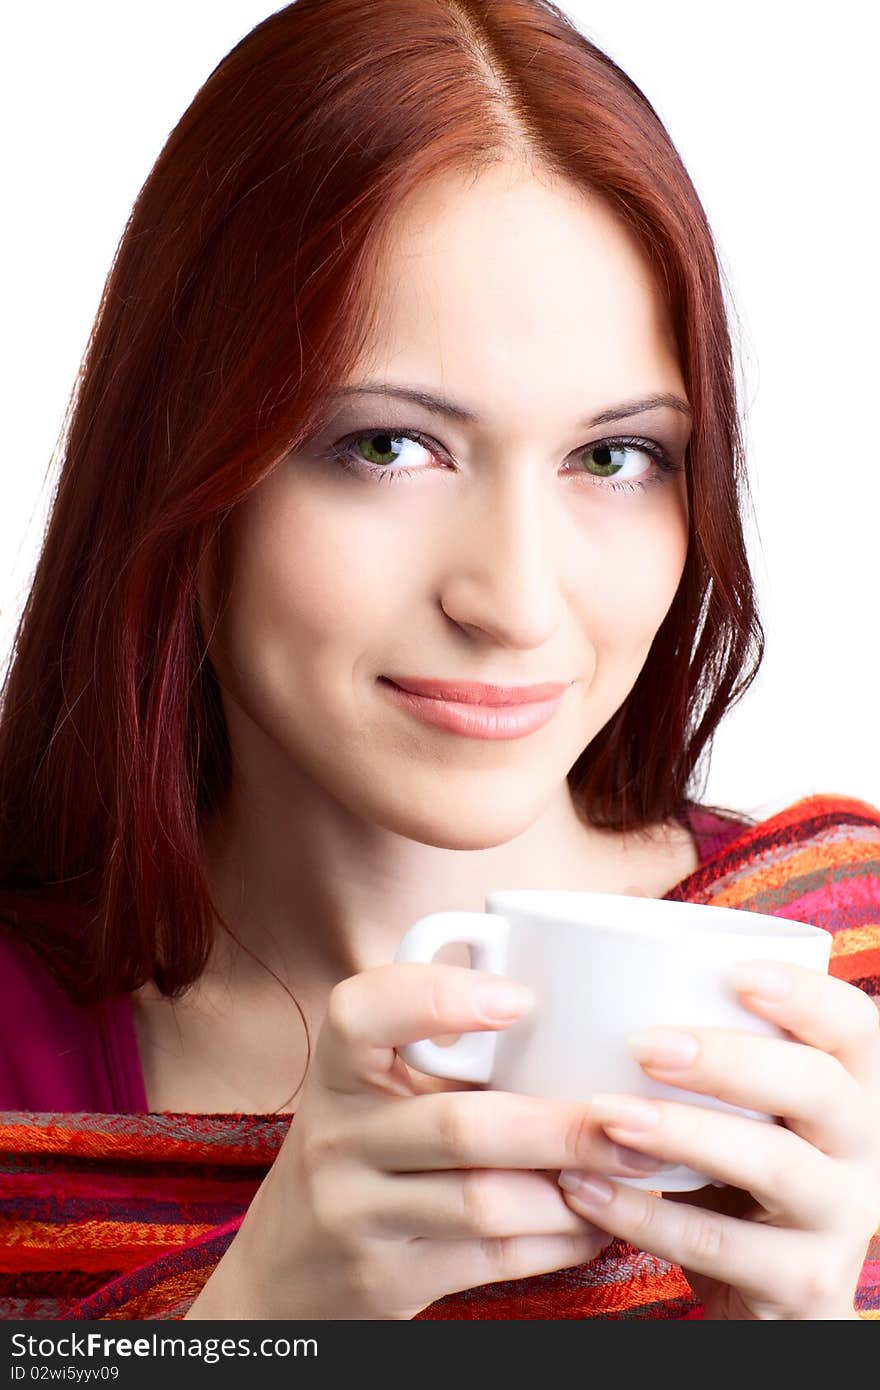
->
<box><xmin>585</xmin><ymin>1092</ymin><xmax>838</xmax><ymax>1230</ymax></box>
<box><xmin>556</xmin><ymin>1174</ymin><xmax>800</xmax><ymax>1309</ymax></box>
<box><xmin>347</xmin><ymin>1087</ymin><xmax>676</xmax><ymax>1179</ymax></box>
<box><xmin>316</xmin><ymin>962</ymin><xmax>536</xmax><ymax>1097</ymax></box>
<box><xmin>401</xmin><ymin>1229</ymin><xmax>611</xmax><ymax>1311</ymax></box>
<box><xmin>728</xmin><ymin>960</ymin><xmax>880</xmax><ymax>1090</ymax></box>
<box><xmin>625</xmin><ymin>1023</ymin><xmax>867</xmax><ymax>1158</ymax></box>
<box><xmin>355</xmin><ymin>1167</ymin><xmax>607</xmax><ymax>1240</ymax></box>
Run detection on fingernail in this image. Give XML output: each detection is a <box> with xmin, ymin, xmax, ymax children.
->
<box><xmin>558</xmin><ymin>1172</ymin><xmax>614</xmax><ymax>1205</ymax></box>
<box><xmin>614</xmin><ymin>1144</ymin><xmax>672</xmax><ymax>1173</ymax></box>
<box><xmin>476</xmin><ymin>978</ymin><xmax>536</xmax><ymax>1021</ymax></box>
<box><xmin>627</xmin><ymin>1028</ymin><xmax>700</xmax><ymax>1069</ymax></box>
<box><xmin>729</xmin><ymin>962</ymin><xmax>791</xmax><ymax>1000</ymax></box>
<box><xmin>589</xmin><ymin>1093</ymin><xmax>660</xmax><ymax>1131</ymax></box>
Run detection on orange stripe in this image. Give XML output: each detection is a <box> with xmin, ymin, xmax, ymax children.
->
<box><xmin>0</xmin><ymin>1122</ymin><xmax>288</xmax><ymax>1164</ymax></box>
<box><xmin>771</xmin><ymin>794</ymin><xmax>880</xmax><ymax>831</ymax></box>
<box><xmin>414</xmin><ymin>1266</ymin><xmax>694</xmax><ymax>1319</ymax></box>
<box><xmin>708</xmin><ymin>838</ymin><xmax>880</xmax><ymax>910</ymax></box>
<box><xmin>0</xmin><ymin>1219</ymin><xmax>215</xmax><ymax>1272</ymax></box>
<box><xmin>829</xmin><ymin>946</ymin><xmax>880</xmax><ymax>983</ymax></box>
<box><xmin>830</xmin><ymin>923</ymin><xmax>880</xmax><ymax>956</ymax></box>
<box><xmin>100</xmin><ymin>1267</ymin><xmax>209</xmax><ymax>1320</ymax></box>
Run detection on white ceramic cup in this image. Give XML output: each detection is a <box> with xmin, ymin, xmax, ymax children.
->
<box><xmin>393</xmin><ymin>889</ymin><xmax>831</xmax><ymax>1192</ymax></box>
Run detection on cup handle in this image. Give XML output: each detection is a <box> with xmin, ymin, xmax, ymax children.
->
<box><xmin>393</xmin><ymin>911</ymin><xmax>511</xmax><ymax>1083</ymax></box>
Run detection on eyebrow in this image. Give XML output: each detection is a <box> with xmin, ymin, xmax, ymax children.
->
<box><xmin>325</xmin><ymin>382</ymin><xmax>693</xmax><ymax>428</ymax></box>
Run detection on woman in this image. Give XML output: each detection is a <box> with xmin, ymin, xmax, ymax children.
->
<box><xmin>0</xmin><ymin>0</ymin><xmax>877</xmax><ymax>1321</ymax></box>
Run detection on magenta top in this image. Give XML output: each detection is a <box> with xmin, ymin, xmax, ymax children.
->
<box><xmin>0</xmin><ymin>804</ymin><xmax>747</xmax><ymax>1113</ymax></box>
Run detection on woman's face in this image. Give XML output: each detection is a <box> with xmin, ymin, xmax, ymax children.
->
<box><xmin>204</xmin><ymin>164</ymin><xmax>693</xmax><ymax>850</ymax></box>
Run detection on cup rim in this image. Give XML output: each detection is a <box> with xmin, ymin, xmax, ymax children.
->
<box><xmin>484</xmin><ymin>888</ymin><xmax>828</xmax><ymax>941</ymax></box>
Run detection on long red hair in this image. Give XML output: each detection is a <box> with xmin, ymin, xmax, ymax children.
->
<box><xmin>0</xmin><ymin>0</ymin><xmax>762</xmax><ymax>1015</ymax></box>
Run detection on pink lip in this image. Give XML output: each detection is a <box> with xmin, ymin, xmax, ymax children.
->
<box><xmin>382</xmin><ymin>676</ymin><xmax>571</xmax><ymax>705</ymax></box>
<box><xmin>379</xmin><ymin>677</ymin><xmax>570</xmax><ymax>741</ymax></box>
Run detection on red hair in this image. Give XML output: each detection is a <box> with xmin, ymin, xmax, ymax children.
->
<box><xmin>0</xmin><ymin>0</ymin><xmax>762</xmax><ymax>1015</ymax></box>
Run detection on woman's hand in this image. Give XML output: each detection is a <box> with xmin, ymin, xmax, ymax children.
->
<box><xmin>187</xmin><ymin>961</ymin><xmax>673</xmax><ymax>1321</ymax></box>
<box><xmin>556</xmin><ymin>961</ymin><xmax>880</xmax><ymax>1319</ymax></box>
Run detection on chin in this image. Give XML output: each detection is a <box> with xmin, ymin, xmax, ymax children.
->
<box><xmin>372</xmin><ymin>797</ymin><xmax>546</xmax><ymax>852</ymax></box>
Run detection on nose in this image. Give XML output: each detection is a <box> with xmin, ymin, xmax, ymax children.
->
<box><xmin>438</xmin><ymin>465</ymin><xmax>566</xmax><ymax>647</ymax></box>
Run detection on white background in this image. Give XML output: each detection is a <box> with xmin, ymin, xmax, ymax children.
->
<box><xmin>2</xmin><ymin>1</ymin><xmax>878</xmax><ymax>819</ymax></box>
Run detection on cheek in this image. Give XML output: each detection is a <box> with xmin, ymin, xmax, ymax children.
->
<box><xmin>581</xmin><ymin>493</ymin><xmax>689</xmax><ymax>656</ymax></box>
<box><xmin>213</xmin><ymin>469</ymin><xmax>689</xmax><ymax>691</ymax></box>
<box><xmin>213</xmin><ymin>481</ymin><xmax>401</xmax><ymax>698</ymax></box>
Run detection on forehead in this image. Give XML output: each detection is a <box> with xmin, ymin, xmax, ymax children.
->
<box><xmin>355</xmin><ymin>165</ymin><xmax>684</xmax><ymax>424</ymax></box>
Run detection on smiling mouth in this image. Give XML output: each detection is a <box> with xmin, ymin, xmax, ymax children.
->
<box><xmin>379</xmin><ymin>677</ymin><xmax>570</xmax><ymax>740</ymax></box>
<box><xmin>381</xmin><ymin>675</ymin><xmax>572</xmax><ymax>705</ymax></box>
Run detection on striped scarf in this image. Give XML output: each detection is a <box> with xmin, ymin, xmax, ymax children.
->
<box><xmin>1</xmin><ymin>793</ymin><xmax>878</xmax><ymax>1320</ymax></box>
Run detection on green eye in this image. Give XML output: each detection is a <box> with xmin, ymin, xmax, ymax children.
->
<box><xmin>324</xmin><ymin>425</ymin><xmax>684</xmax><ymax>494</ymax></box>
<box><xmin>351</xmin><ymin>432</ymin><xmax>406</xmax><ymax>467</ymax></box>
<box><xmin>581</xmin><ymin>444</ymin><xmax>630</xmax><ymax>478</ymax></box>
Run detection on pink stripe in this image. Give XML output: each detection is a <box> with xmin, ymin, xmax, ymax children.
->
<box><xmin>773</xmin><ymin>871</ymin><xmax>880</xmax><ymax>930</ymax></box>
